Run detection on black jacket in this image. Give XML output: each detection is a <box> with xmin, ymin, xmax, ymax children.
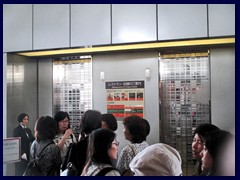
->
<box><xmin>62</xmin><ymin>136</ymin><xmax>89</xmax><ymax>175</ymax></box>
<box><xmin>13</xmin><ymin>125</ymin><xmax>35</xmax><ymax>161</ymax></box>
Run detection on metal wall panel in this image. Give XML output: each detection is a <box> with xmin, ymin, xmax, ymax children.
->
<box><xmin>71</xmin><ymin>4</ymin><xmax>111</xmax><ymax>47</ymax></box>
<box><xmin>6</xmin><ymin>54</ymin><xmax>38</xmax><ymax>176</ymax></box>
<box><xmin>159</xmin><ymin>52</ymin><xmax>210</xmax><ymax>175</ymax></box>
<box><xmin>7</xmin><ymin>54</ymin><xmax>38</xmax><ymax>135</ymax></box>
<box><xmin>53</xmin><ymin>57</ymin><xmax>93</xmax><ymax>138</ymax></box>
<box><xmin>112</xmin><ymin>4</ymin><xmax>157</xmax><ymax>44</ymax></box>
<box><xmin>3</xmin><ymin>53</ymin><xmax>8</xmax><ymax>176</ymax></box>
<box><xmin>3</xmin><ymin>53</ymin><xmax>7</xmax><ymax>139</ymax></box>
<box><xmin>3</xmin><ymin>4</ymin><xmax>32</xmax><ymax>52</ymax></box>
<box><xmin>210</xmin><ymin>47</ymin><xmax>235</xmax><ymax>132</ymax></box>
<box><xmin>33</xmin><ymin>4</ymin><xmax>70</xmax><ymax>50</ymax></box>
<box><xmin>208</xmin><ymin>4</ymin><xmax>235</xmax><ymax>37</ymax></box>
<box><xmin>158</xmin><ymin>4</ymin><xmax>208</xmax><ymax>40</ymax></box>
<box><xmin>38</xmin><ymin>58</ymin><xmax>53</xmax><ymax>117</ymax></box>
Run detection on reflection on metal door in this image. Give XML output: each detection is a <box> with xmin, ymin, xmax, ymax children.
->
<box><xmin>53</xmin><ymin>56</ymin><xmax>92</xmax><ymax>137</ymax></box>
<box><xmin>159</xmin><ymin>51</ymin><xmax>210</xmax><ymax>175</ymax></box>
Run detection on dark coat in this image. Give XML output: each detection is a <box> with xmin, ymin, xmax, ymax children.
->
<box><xmin>29</xmin><ymin>140</ymin><xmax>62</xmax><ymax>176</ymax></box>
<box><xmin>13</xmin><ymin>125</ymin><xmax>35</xmax><ymax>176</ymax></box>
<box><xmin>62</xmin><ymin>136</ymin><xmax>89</xmax><ymax>175</ymax></box>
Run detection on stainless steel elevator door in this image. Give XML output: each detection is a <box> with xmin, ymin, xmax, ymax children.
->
<box><xmin>159</xmin><ymin>52</ymin><xmax>210</xmax><ymax>175</ymax></box>
<box><xmin>53</xmin><ymin>56</ymin><xmax>92</xmax><ymax>138</ymax></box>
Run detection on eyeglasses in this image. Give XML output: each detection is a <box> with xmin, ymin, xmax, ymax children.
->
<box><xmin>192</xmin><ymin>138</ymin><xmax>203</xmax><ymax>145</ymax></box>
<box><xmin>112</xmin><ymin>140</ymin><xmax>119</xmax><ymax>146</ymax></box>
<box><xmin>59</xmin><ymin>120</ymin><xmax>69</xmax><ymax>124</ymax></box>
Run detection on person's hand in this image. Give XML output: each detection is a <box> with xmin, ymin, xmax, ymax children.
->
<box><xmin>64</xmin><ymin>128</ymin><xmax>73</xmax><ymax>138</ymax></box>
<box><xmin>21</xmin><ymin>153</ymin><xmax>27</xmax><ymax>160</ymax></box>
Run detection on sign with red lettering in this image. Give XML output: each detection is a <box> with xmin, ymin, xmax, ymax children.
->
<box><xmin>106</xmin><ymin>81</ymin><xmax>144</xmax><ymax>121</ymax></box>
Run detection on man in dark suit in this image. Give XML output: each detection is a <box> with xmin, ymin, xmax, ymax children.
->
<box><xmin>13</xmin><ymin>113</ymin><xmax>35</xmax><ymax>176</ymax></box>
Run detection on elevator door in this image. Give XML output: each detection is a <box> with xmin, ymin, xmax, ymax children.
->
<box><xmin>53</xmin><ymin>56</ymin><xmax>92</xmax><ymax>138</ymax></box>
<box><xmin>159</xmin><ymin>52</ymin><xmax>210</xmax><ymax>175</ymax></box>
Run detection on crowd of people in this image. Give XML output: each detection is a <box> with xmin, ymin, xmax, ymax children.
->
<box><xmin>12</xmin><ymin>110</ymin><xmax>235</xmax><ymax>176</ymax></box>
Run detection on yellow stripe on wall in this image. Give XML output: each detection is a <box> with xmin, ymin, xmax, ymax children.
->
<box><xmin>17</xmin><ymin>37</ymin><xmax>235</xmax><ymax>57</ymax></box>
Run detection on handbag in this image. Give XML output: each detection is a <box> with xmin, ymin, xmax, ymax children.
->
<box><xmin>61</xmin><ymin>143</ymin><xmax>80</xmax><ymax>176</ymax></box>
<box><xmin>23</xmin><ymin>141</ymin><xmax>53</xmax><ymax>176</ymax></box>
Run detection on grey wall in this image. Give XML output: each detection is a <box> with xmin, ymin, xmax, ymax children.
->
<box><xmin>210</xmin><ymin>47</ymin><xmax>235</xmax><ymax>134</ymax></box>
<box><xmin>112</xmin><ymin>4</ymin><xmax>157</xmax><ymax>43</ymax></box>
<box><xmin>209</xmin><ymin>4</ymin><xmax>235</xmax><ymax>37</ymax></box>
<box><xmin>158</xmin><ymin>4</ymin><xmax>207</xmax><ymax>40</ymax></box>
<box><xmin>3</xmin><ymin>4</ymin><xmax>235</xmax><ymax>52</ymax></box>
<box><xmin>38</xmin><ymin>59</ymin><xmax>53</xmax><ymax>117</ymax></box>
<box><xmin>33</xmin><ymin>4</ymin><xmax>70</xmax><ymax>50</ymax></box>
<box><xmin>3</xmin><ymin>4</ymin><xmax>32</xmax><ymax>52</ymax></box>
<box><xmin>92</xmin><ymin>51</ymin><xmax>160</xmax><ymax>152</ymax></box>
<box><xmin>71</xmin><ymin>4</ymin><xmax>111</xmax><ymax>46</ymax></box>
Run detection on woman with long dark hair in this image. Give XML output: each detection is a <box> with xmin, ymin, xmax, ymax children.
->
<box><xmin>61</xmin><ymin>110</ymin><xmax>102</xmax><ymax>175</ymax></box>
<box><xmin>191</xmin><ymin>123</ymin><xmax>219</xmax><ymax>175</ymax></box>
<box><xmin>200</xmin><ymin>129</ymin><xmax>233</xmax><ymax>176</ymax></box>
<box><xmin>81</xmin><ymin>128</ymin><xmax>120</xmax><ymax>176</ymax></box>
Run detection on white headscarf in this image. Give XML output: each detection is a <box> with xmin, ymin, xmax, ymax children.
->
<box><xmin>129</xmin><ymin>143</ymin><xmax>182</xmax><ymax>176</ymax></box>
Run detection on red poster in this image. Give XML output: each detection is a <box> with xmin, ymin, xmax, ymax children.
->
<box><xmin>106</xmin><ymin>81</ymin><xmax>144</xmax><ymax>121</ymax></box>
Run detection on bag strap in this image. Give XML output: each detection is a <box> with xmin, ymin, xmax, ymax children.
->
<box><xmin>95</xmin><ymin>167</ymin><xmax>116</xmax><ymax>176</ymax></box>
<box><xmin>35</xmin><ymin>141</ymin><xmax>54</xmax><ymax>159</ymax></box>
<box><xmin>129</xmin><ymin>144</ymin><xmax>136</xmax><ymax>156</ymax></box>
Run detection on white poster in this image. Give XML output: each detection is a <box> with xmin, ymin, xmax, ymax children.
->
<box><xmin>3</xmin><ymin>137</ymin><xmax>21</xmax><ymax>163</ymax></box>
